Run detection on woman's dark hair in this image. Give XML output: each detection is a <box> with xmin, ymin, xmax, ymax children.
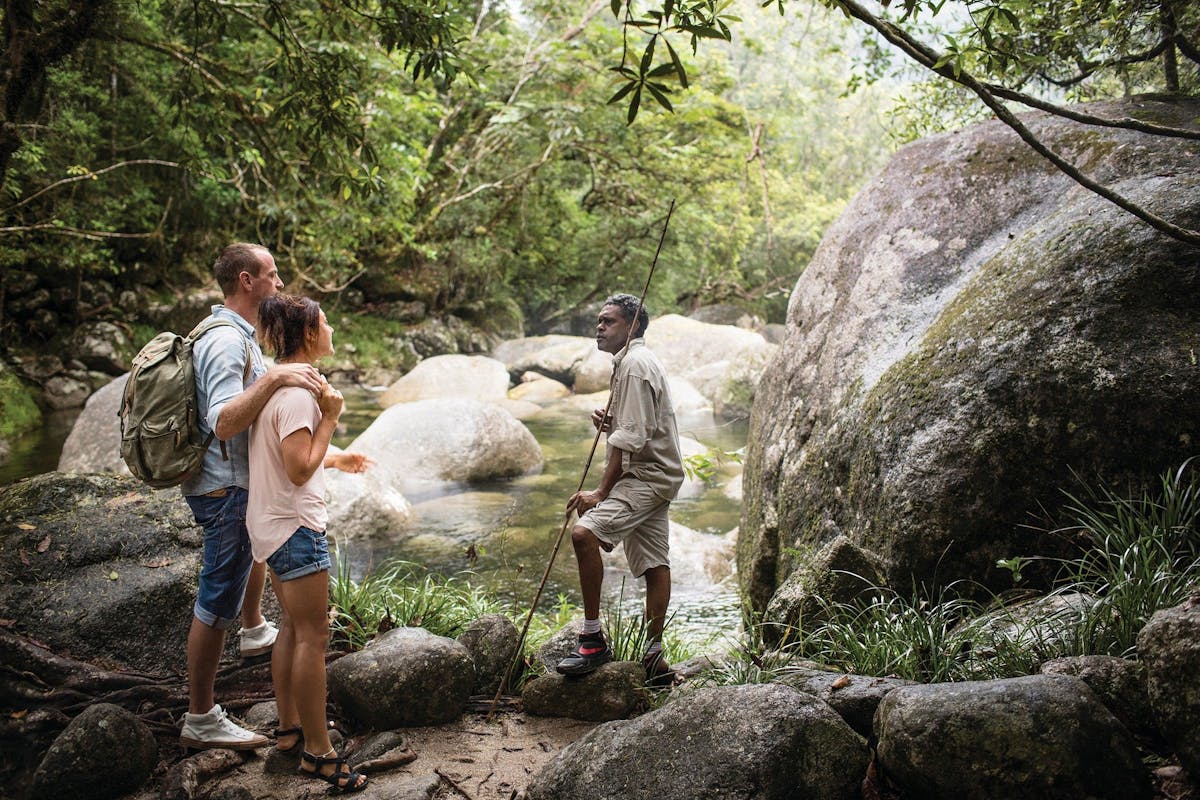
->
<box><xmin>258</xmin><ymin>294</ymin><xmax>321</xmax><ymax>360</ymax></box>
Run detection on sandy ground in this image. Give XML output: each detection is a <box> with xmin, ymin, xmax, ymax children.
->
<box><xmin>130</xmin><ymin>709</ymin><xmax>597</xmax><ymax>800</ymax></box>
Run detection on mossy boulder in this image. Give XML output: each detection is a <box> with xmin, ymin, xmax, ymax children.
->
<box><xmin>875</xmin><ymin>675</ymin><xmax>1151</xmax><ymax>800</ymax></box>
<box><xmin>0</xmin><ymin>359</ymin><xmax>41</xmax><ymax>441</ymax></box>
<box><xmin>0</xmin><ymin>473</ymin><xmax>201</xmax><ymax>673</ymax></box>
<box><xmin>740</xmin><ymin>97</ymin><xmax>1200</xmax><ymax>613</ymax></box>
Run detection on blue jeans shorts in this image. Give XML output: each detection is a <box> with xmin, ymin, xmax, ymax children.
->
<box><xmin>186</xmin><ymin>487</ymin><xmax>253</xmax><ymax>630</ymax></box>
<box><xmin>267</xmin><ymin>526</ymin><xmax>332</xmax><ymax>582</ymax></box>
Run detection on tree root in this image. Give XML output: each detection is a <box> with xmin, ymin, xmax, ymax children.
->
<box><xmin>0</xmin><ymin>628</ymin><xmax>274</xmax><ymax>782</ymax></box>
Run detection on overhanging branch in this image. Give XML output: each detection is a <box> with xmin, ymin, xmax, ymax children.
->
<box><xmin>834</xmin><ymin>0</ymin><xmax>1200</xmax><ymax>248</ymax></box>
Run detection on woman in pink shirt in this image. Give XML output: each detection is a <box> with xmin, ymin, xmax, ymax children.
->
<box><xmin>250</xmin><ymin>293</ymin><xmax>371</xmax><ymax>793</ymax></box>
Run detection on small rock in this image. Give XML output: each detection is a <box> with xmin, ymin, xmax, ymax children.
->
<box><xmin>328</xmin><ymin>627</ymin><xmax>475</xmax><ymax>728</ymax></box>
<box><xmin>522</xmin><ymin>662</ymin><xmax>644</xmax><ymax>722</ymax></box>
<box><xmin>29</xmin><ymin>703</ymin><xmax>157</xmax><ymax>800</ymax></box>
<box><xmin>457</xmin><ymin>613</ymin><xmax>521</xmax><ymax>695</ymax></box>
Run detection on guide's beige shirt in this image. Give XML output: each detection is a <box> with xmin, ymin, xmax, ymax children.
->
<box><xmin>605</xmin><ymin>338</ymin><xmax>684</xmax><ymax>501</ymax></box>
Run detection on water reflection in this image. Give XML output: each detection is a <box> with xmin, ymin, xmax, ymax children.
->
<box><xmin>332</xmin><ymin>387</ymin><xmax>746</xmax><ymax>643</ymax></box>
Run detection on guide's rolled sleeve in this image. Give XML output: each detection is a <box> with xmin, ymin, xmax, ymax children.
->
<box><xmin>606</xmin><ymin>375</ymin><xmax>655</xmax><ymax>453</ymax></box>
<box><xmin>193</xmin><ymin>330</ymin><xmax>248</xmax><ymax>437</ymax></box>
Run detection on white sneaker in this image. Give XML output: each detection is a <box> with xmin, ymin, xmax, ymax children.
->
<box><xmin>179</xmin><ymin>704</ymin><xmax>269</xmax><ymax>751</ymax></box>
<box><xmin>239</xmin><ymin>620</ymin><xmax>278</xmax><ymax>657</ymax></box>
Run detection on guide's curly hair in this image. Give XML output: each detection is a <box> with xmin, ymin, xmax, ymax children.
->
<box><xmin>258</xmin><ymin>294</ymin><xmax>321</xmax><ymax>360</ymax></box>
<box><xmin>603</xmin><ymin>293</ymin><xmax>649</xmax><ymax>337</ymax></box>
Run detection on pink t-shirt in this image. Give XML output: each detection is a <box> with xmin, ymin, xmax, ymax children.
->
<box><xmin>247</xmin><ymin>386</ymin><xmax>329</xmax><ymax>563</ymax></box>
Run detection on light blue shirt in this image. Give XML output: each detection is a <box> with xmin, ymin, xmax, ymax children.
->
<box><xmin>180</xmin><ymin>305</ymin><xmax>268</xmax><ymax>497</ymax></box>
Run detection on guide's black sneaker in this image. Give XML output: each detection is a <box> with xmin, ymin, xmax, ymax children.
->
<box><xmin>556</xmin><ymin>633</ymin><xmax>612</xmax><ymax>677</ymax></box>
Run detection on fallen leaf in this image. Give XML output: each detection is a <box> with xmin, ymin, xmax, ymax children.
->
<box><xmin>17</xmin><ymin>523</ymin><xmax>35</xmax><ymax>531</ymax></box>
<box><xmin>36</xmin><ymin>534</ymin><xmax>51</xmax><ymax>553</ymax></box>
<box><xmin>831</xmin><ymin>674</ymin><xmax>851</xmax><ymax>690</ymax></box>
<box><xmin>10</xmin><ymin>710</ymin><xmax>28</xmax><ymax>720</ymax></box>
<box><xmin>141</xmin><ymin>557</ymin><xmax>172</xmax><ymax>568</ymax></box>
<box><xmin>105</xmin><ymin>492</ymin><xmax>146</xmax><ymax>510</ymax></box>
<box><xmin>18</xmin><ymin>549</ymin><xmax>29</xmax><ymax>566</ymax></box>
<box><xmin>108</xmin><ymin>570</ymin><xmax>119</xmax><ymax>581</ymax></box>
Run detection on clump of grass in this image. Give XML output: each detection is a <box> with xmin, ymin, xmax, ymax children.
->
<box><xmin>329</xmin><ymin>552</ymin><xmax>503</xmax><ymax>651</ymax></box>
<box><xmin>692</xmin><ymin>617</ymin><xmax>800</xmax><ymax>687</ymax></box>
<box><xmin>701</xmin><ymin>460</ymin><xmax>1200</xmax><ymax>687</ymax></box>
<box><xmin>1048</xmin><ymin>458</ymin><xmax>1200</xmax><ymax>656</ymax></box>
<box><xmin>520</xmin><ymin>593</ymin><xmax>580</xmax><ymax>656</ymax></box>
<box><xmin>798</xmin><ymin>585</ymin><xmax>984</xmax><ymax>683</ymax></box>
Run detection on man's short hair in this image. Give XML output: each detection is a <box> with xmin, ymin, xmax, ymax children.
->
<box><xmin>603</xmin><ymin>293</ymin><xmax>649</xmax><ymax>337</ymax></box>
<box><xmin>213</xmin><ymin>243</ymin><xmax>270</xmax><ymax>296</ymax></box>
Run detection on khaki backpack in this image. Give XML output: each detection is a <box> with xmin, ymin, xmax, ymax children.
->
<box><xmin>118</xmin><ymin>318</ymin><xmax>251</xmax><ymax>488</ymax></box>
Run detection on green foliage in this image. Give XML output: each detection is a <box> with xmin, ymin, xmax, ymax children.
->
<box><xmin>700</xmin><ymin>460</ymin><xmax>1200</xmax><ymax>687</ymax></box>
<box><xmin>325</xmin><ymin>311</ymin><xmax>412</xmax><ymax>371</ymax></box>
<box><xmin>0</xmin><ymin>369</ymin><xmax>41</xmax><ymax>440</ymax></box>
<box><xmin>683</xmin><ymin>446</ymin><xmax>743</xmax><ymax>483</ymax></box>
<box><xmin>799</xmin><ymin>584</ymin><xmax>990</xmax><ymax>682</ymax></box>
<box><xmin>1</xmin><ymin>0</ymin><xmax>895</xmax><ymax>350</ymax></box>
<box><xmin>1047</xmin><ymin>459</ymin><xmax>1200</xmax><ymax>655</ymax></box>
<box><xmin>328</xmin><ymin>553</ymin><xmax>503</xmax><ymax>651</ymax></box>
<box><xmin>520</xmin><ymin>593</ymin><xmax>581</xmax><ymax>657</ymax></box>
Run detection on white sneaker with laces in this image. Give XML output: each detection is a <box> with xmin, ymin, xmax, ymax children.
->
<box><xmin>239</xmin><ymin>620</ymin><xmax>278</xmax><ymax>657</ymax></box>
<box><xmin>179</xmin><ymin>704</ymin><xmax>269</xmax><ymax>751</ymax></box>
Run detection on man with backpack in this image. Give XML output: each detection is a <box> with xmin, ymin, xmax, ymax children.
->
<box><xmin>177</xmin><ymin>243</ymin><xmax>324</xmax><ymax>750</ymax></box>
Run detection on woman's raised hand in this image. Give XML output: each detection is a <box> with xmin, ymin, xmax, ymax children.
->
<box><xmin>318</xmin><ymin>382</ymin><xmax>344</xmax><ymax>420</ymax></box>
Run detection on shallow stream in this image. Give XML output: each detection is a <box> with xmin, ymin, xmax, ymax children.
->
<box><xmin>1</xmin><ymin>385</ymin><xmax>746</xmax><ymax>644</ymax></box>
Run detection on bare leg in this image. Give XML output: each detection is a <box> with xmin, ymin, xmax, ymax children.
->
<box><xmin>268</xmin><ymin>570</ymin><xmax>300</xmax><ymax>750</ymax></box>
<box><xmin>571</xmin><ymin>525</ymin><xmax>605</xmax><ymax>620</ymax></box>
<box><xmin>643</xmin><ymin>565</ymin><xmax>671</xmax><ymax>643</ymax></box>
<box><xmin>186</xmin><ymin>617</ymin><xmax>226</xmax><ymax>714</ymax></box>
<box><xmin>274</xmin><ymin>570</ymin><xmax>334</xmax><ymax>759</ymax></box>
<box><xmin>241</xmin><ymin>561</ymin><xmax>267</xmax><ymax>629</ymax></box>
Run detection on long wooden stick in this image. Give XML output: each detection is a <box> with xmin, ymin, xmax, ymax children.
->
<box><xmin>486</xmin><ymin>199</ymin><xmax>676</xmax><ymax>720</ymax></box>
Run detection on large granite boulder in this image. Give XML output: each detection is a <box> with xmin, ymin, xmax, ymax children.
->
<box><xmin>492</xmin><ymin>335</ymin><xmax>595</xmax><ymax>385</ymax></box>
<box><xmin>379</xmin><ymin>354</ymin><xmax>510</xmax><ymax>407</ymax></box>
<box><xmin>764</xmin><ymin>535</ymin><xmax>886</xmax><ymax>638</ymax></box>
<box><xmin>324</xmin><ymin>465</ymin><xmax>414</xmax><ymax>537</ymax></box>
<box><xmin>328</xmin><ymin>627</ymin><xmax>475</xmax><ymax>727</ymax></box>
<box><xmin>527</xmin><ymin>683</ymin><xmax>867</xmax><ymax>800</ymax></box>
<box><xmin>740</xmin><ymin>98</ymin><xmax>1200</xmax><ymax>613</ymax></box>
<box><xmin>1138</xmin><ymin>597</ymin><xmax>1200</xmax><ymax>774</ymax></box>
<box><xmin>29</xmin><ymin>703</ymin><xmax>157</xmax><ymax>800</ymax></box>
<box><xmin>0</xmin><ymin>473</ymin><xmax>201</xmax><ymax>673</ymax></box>
<box><xmin>68</xmin><ymin>321</ymin><xmax>133</xmax><ymax>374</ymax></box>
<box><xmin>57</xmin><ymin>373</ymin><xmax>129</xmax><ymax>475</ymax></box>
<box><xmin>646</xmin><ymin>315</ymin><xmax>776</xmax><ymax>420</ymax></box>
<box><xmin>343</xmin><ymin>398</ymin><xmax>542</xmax><ymax>498</ymax></box>
<box><xmin>875</xmin><ymin>675</ymin><xmax>1151</xmax><ymax>800</ymax></box>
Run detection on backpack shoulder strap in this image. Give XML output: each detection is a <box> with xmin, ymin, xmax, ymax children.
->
<box><xmin>189</xmin><ymin>317</ymin><xmax>255</xmax><ymax>381</ymax></box>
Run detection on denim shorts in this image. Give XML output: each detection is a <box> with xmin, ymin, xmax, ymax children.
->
<box><xmin>185</xmin><ymin>487</ymin><xmax>254</xmax><ymax>630</ymax></box>
<box><xmin>267</xmin><ymin>526</ymin><xmax>332</xmax><ymax>582</ymax></box>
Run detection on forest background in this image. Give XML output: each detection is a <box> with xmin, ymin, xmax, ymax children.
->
<box><xmin>0</xmin><ymin>0</ymin><xmax>1194</xmax><ymax>382</ymax></box>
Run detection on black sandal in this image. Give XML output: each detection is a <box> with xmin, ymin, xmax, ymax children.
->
<box><xmin>273</xmin><ymin>726</ymin><xmax>303</xmax><ymax>754</ymax></box>
<box><xmin>299</xmin><ymin>749</ymin><xmax>369</xmax><ymax>794</ymax></box>
<box><xmin>642</xmin><ymin>648</ymin><xmax>676</xmax><ymax>689</ymax></box>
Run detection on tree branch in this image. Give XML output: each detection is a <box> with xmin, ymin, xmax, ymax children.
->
<box><xmin>834</xmin><ymin>0</ymin><xmax>1200</xmax><ymax>248</ymax></box>
<box><xmin>3</xmin><ymin>159</ymin><xmax>180</xmax><ymax>213</ymax></box>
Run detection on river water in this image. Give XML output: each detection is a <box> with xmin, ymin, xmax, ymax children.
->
<box><xmin>2</xmin><ymin>385</ymin><xmax>746</xmax><ymax>644</ymax></box>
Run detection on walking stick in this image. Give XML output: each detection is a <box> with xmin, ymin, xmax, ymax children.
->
<box><xmin>486</xmin><ymin>199</ymin><xmax>676</xmax><ymax>721</ymax></box>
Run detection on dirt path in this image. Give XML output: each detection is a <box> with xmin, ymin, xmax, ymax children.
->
<box><xmin>129</xmin><ymin>710</ymin><xmax>596</xmax><ymax>800</ymax></box>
